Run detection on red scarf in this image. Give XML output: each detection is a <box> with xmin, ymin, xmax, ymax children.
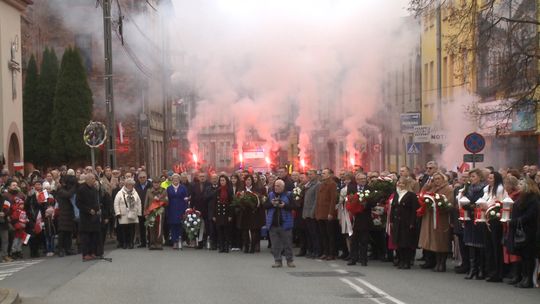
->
<box><xmin>219</xmin><ymin>186</ymin><xmax>229</xmax><ymax>204</ymax></box>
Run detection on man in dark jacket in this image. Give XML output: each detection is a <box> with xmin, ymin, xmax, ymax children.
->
<box><xmin>204</xmin><ymin>173</ymin><xmax>219</xmax><ymax>250</ymax></box>
<box><xmin>76</xmin><ymin>174</ymin><xmax>101</xmax><ymax>261</ymax></box>
<box><xmin>191</xmin><ymin>172</ymin><xmax>210</xmax><ymax>249</ymax></box>
<box><xmin>135</xmin><ymin>172</ymin><xmax>152</xmax><ymax>248</ymax></box>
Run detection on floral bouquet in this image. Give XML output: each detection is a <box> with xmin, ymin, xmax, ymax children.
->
<box><xmin>145</xmin><ymin>197</ymin><xmax>167</xmax><ymax>228</ymax></box>
<box><xmin>486</xmin><ymin>201</ymin><xmax>502</xmax><ymax>221</ymax></box>
<box><xmin>231</xmin><ymin>191</ymin><xmax>259</xmax><ymax>211</ymax></box>
<box><xmin>371</xmin><ymin>205</ymin><xmax>385</xmax><ymax>227</ymax></box>
<box><xmin>417</xmin><ymin>192</ymin><xmax>451</xmax><ymax>229</ymax></box>
<box><xmin>346</xmin><ymin>190</ymin><xmax>371</xmax><ymax>215</ymax></box>
<box><xmin>183</xmin><ymin>208</ymin><xmax>202</xmax><ymax>241</ymax></box>
<box><xmin>368</xmin><ymin>178</ymin><xmax>395</xmax><ymax>205</ymax></box>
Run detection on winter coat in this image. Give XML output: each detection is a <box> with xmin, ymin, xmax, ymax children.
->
<box><xmin>190</xmin><ymin>181</ymin><xmax>210</xmax><ymax>218</ymax></box>
<box><xmin>390</xmin><ymin>191</ymin><xmax>418</xmax><ymax>249</ymax></box>
<box><xmin>114</xmin><ymin>187</ymin><xmax>142</xmax><ymax>225</ymax></box>
<box><xmin>237</xmin><ymin>187</ymin><xmax>266</xmax><ymax>230</ymax></box>
<box><xmin>56</xmin><ymin>187</ymin><xmax>77</xmax><ymax>232</ymax></box>
<box><xmin>508</xmin><ymin>192</ymin><xmax>538</xmax><ymax>258</ymax></box>
<box><xmin>418</xmin><ymin>183</ymin><xmax>455</xmax><ymax>253</ymax></box>
<box><xmin>135</xmin><ymin>181</ymin><xmax>152</xmax><ymax>213</ymax></box>
<box><xmin>265</xmin><ymin>191</ymin><xmax>296</xmax><ymax>230</ymax></box>
<box><xmin>166</xmin><ymin>184</ymin><xmax>189</xmax><ymax>225</ymax></box>
<box><xmin>461</xmin><ymin>182</ymin><xmax>487</xmax><ymax>247</ymax></box>
<box><xmin>315</xmin><ymin>179</ymin><xmax>338</xmax><ymax>220</ymax></box>
<box><xmin>204</xmin><ymin>184</ymin><xmax>219</xmax><ymax>221</ymax></box>
<box><xmin>210</xmin><ymin>186</ymin><xmax>234</xmax><ymax>226</ymax></box>
<box><xmin>350</xmin><ymin>184</ymin><xmax>375</xmax><ymax>232</ymax></box>
<box><xmin>76</xmin><ymin>184</ymin><xmax>101</xmax><ymax>232</ymax></box>
<box><xmin>302</xmin><ymin>180</ymin><xmax>320</xmax><ymax>219</ymax></box>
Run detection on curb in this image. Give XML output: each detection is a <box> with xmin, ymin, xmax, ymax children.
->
<box><xmin>0</xmin><ymin>289</ymin><xmax>20</xmax><ymax>304</ymax></box>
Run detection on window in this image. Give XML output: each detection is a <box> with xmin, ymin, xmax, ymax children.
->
<box><xmin>429</xmin><ymin>61</ymin><xmax>434</xmax><ymax>90</ymax></box>
<box><xmin>75</xmin><ymin>34</ymin><xmax>92</xmax><ymax>73</ymax></box>
<box><xmin>443</xmin><ymin>56</ymin><xmax>448</xmax><ymax>97</ymax></box>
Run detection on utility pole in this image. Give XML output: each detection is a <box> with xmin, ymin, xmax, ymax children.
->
<box><xmin>102</xmin><ymin>0</ymin><xmax>116</xmax><ymax>168</ymax></box>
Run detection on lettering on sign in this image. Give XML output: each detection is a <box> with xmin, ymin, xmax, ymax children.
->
<box><xmin>413</xmin><ymin>125</ymin><xmax>431</xmax><ymax>143</ymax></box>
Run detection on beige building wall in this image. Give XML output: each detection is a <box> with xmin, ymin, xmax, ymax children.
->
<box><xmin>0</xmin><ymin>0</ymin><xmax>30</xmax><ymax>172</ymax></box>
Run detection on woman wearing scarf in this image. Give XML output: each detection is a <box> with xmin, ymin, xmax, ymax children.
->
<box><xmin>483</xmin><ymin>172</ymin><xmax>507</xmax><ymax>282</ymax></box>
<box><xmin>166</xmin><ymin>174</ymin><xmax>189</xmax><ymax>250</ymax></box>
<box><xmin>458</xmin><ymin>168</ymin><xmax>488</xmax><ymax>279</ymax></box>
<box><xmin>211</xmin><ymin>175</ymin><xmax>233</xmax><ymax>253</ymax></box>
<box><xmin>418</xmin><ymin>171</ymin><xmax>455</xmax><ymax>272</ymax></box>
<box><xmin>390</xmin><ymin>177</ymin><xmax>419</xmax><ymax>269</ymax></box>
<box><xmin>114</xmin><ymin>178</ymin><xmax>142</xmax><ymax>249</ymax></box>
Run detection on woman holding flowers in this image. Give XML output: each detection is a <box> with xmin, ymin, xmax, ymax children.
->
<box><xmin>390</xmin><ymin>177</ymin><xmax>419</xmax><ymax>269</ymax></box>
<box><xmin>237</xmin><ymin>175</ymin><xmax>264</xmax><ymax>253</ymax></box>
<box><xmin>418</xmin><ymin>171</ymin><xmax>455</xmax><ymax>272</ymax></box>
<box><xmin>483</xmin><ymin>172</ymin><xmax>507</xmax><ymax>282</ymax></box>
<box><xmin>458</xmin><ymin>168</ymin><xmax>488</xmax><ymax>280</ymax></box>
<box><xmin>144</xmin><ymin>179</ymin><xmax>168</xmax><ymax>250</ymax></box>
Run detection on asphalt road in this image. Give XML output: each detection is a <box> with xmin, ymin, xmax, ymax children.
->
<box><xmin>2</xmin><ymin>244</ymin><xmax>539</xmax><ymax>304</ymax></box>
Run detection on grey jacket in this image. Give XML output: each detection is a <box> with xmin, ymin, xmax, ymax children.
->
<box><xmin>302</xmin><ymin>180</ymin><xmax>320</xmax><ymax>219</ymax></box>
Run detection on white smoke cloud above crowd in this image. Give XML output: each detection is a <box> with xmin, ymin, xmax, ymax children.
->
<box><xmin>167</xmin><ymin>0</ymin><xmax>417</xmax><ymax>159</ymax></box>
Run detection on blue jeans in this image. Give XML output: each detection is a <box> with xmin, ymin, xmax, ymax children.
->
<box><xmin>45</xmin><ymin>233</ymin><xmax>55</xmax><ymax>253</ymax></box>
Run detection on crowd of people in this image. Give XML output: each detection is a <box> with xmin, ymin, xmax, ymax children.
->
<box><xmin>0</xmin><ymin>162</ymin><xmax>539</xmax><ymax>288</ymax></box>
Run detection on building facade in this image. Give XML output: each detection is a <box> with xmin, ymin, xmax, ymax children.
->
<box><xmin>0</xmin><ymin>0</ymin><xmax>32</xmax><ymax>172</ymax></box>
<box><xmin>21</xmin><ymin>0</ymin><xmax>170</xmax><ymax>177</ymax></box>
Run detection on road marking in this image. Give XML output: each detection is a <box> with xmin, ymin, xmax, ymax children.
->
<box><xmin>335</xmin><ymin>269</ymin><xmax>348</xmax><ymax>274</ymax></box>
<box><xmin>340</xmin><ymin>278</ymin><xmax>386</xmax><ymax>304</ymax></box>
<box><xmin>329</xmin><ymin>263</ymin><xmax>339</xmax><ymax>267</ymax></box>
<box><xmin>355</xmin><ymin>278</ymin><xmax>407</xmax><ymax>304</ymax></box>
<box><xmin>0</xmin><ymin>259</ymin><xmax>44</xmax><ymax>281</ymax></box>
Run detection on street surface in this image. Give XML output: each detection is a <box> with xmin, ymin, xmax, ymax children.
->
<box><xmin>1</xmin><ymin>243</ymin><xmax>538</xmax><ymax>304</ymax></box>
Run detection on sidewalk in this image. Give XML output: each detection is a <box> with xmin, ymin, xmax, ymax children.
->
<box><xmin>0</xmin><ymin>288</ymin><xmax>20</xmax><ymax>304</ymax></box>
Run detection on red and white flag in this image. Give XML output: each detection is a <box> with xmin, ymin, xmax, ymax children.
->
<box><xmin>34</xmin><ymin>212</ymin><xmax>43</xmax><ymax>235</ymax></box>
<box><xmin>118</xmin><ymin>122</ymin><xmax>125</xmax><ymax>144</ymax></box>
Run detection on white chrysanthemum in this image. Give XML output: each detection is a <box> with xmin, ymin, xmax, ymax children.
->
<box><xmin>490</xmin><ymin>210</ymin><xmax>496</xmax><ymax>216</ymax></box>
<box><xmin>495</xmin><ymin>203</ymin><xmax>501</xmax><ymax>208</ymax></box>
<box><xmin>438</xmin><ymin>202</ymin><xmax>442</xmax><ymax>206</ymax></box>
<box><xmin>435</xmin><ymin>194</ymin><xmax>440</xmax><ymax>199</ymax></box>
<box><xmin>496</xmin><ymin>212</ymin><xmax>501</xmax><ymax>217</ymax></box>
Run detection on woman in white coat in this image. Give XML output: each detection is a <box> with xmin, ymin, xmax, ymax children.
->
<box><xmin>114</xmin><ymin>178</ymin><xmax>142</xmax><ymax>249</ymax></box>
<box><xmin>482</xmin><ymin>171</ymin><xmax>507</xmax><ymax>282</ymax></box>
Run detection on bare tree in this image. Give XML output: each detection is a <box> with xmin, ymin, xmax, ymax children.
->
<box><xmin>409</xmin><ymin>0</ymin><xmax>538</xmax><ymax>134</ymax></box>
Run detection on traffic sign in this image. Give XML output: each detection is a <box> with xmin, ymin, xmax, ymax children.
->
<box><xmin>413</xmin><ymin>125</ymin><xmax>431</xmax><ymax>143</ymax></box>
<box><xmin>463</xmin><ymin>154</ymin><xmax>484</xmax><ymax>163</ymax></box>
<box><xmin>464</xmin><ymin>132</ymin><xmax>485</xmax><ymax>154</ymax></box>
<box><xmin>407</xmin><ymin>143</ymin><xmax>421</xmax><ymax>154</ymax></box>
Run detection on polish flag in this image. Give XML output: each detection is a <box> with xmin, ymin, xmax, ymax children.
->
<box><xmin>458</xmin><ymin>162</ymin><xmax>471</xmax><ymax>173</ymax></box>
<box><xmin>34</xmin><ymin>212</ymin><xmax>43</xmax><ymax>235</ymax></box>
<box><xmin>118</xmin><ymin>122</ymin><xmax>125</xmax><ymax>144</ymax></box>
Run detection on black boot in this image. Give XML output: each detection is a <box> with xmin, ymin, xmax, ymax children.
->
<box><xmin>506</xmin><ymin>262</ymin><xmax>522</xmax><ymax>285</ymax></box>
<box><xmin>421</xmin><ymin>251</ymin><xmax>436</xmax><ymax>269</ymax></box>
<box><xmin>465</xmin><ymin>256</ymin><xmax>478</xmax><ymax>280</ymax></box>
<box><xmin>516</xmin><ymin>260</ymin><xmax>533</xmax><ymax>288</ymax></box>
